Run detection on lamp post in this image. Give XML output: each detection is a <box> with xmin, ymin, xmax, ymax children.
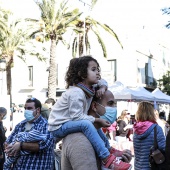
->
<box><xmin>0</xmin><ymin>58</ymin><xmax>6</xmax><ymax>95</ymax></box>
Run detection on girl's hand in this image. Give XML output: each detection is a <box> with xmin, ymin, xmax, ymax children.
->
<box><xmin>94</xmin><ymin>118</ymin><xmax>111</xmax><ymax>128</ymax></box>
<box><xmin>96</xmin><ymin>85</ymin><xmax>107</xmax><ymax>98</ymax></box>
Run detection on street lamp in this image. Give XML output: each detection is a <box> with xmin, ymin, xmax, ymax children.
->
<box><xmin>0</xmin><ymin>58</ymin><xmax>6</xmax><ymax>95</ymax></box>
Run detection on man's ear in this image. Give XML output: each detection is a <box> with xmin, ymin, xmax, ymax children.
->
<box><xmin>91</xmin><ymin>102</ymin><xmax>97</xmax><ymax>112</ymax></box>
<box><xmin>37</xmin><ymin>107</ymin><xmax>41</xmax><ymax>114</ymax></box>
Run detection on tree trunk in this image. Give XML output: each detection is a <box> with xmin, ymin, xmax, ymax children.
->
<box><xmin>79</xmin><ymin>34</ymin><xmax>84</xmax><ymax>56</ymax></box>
<box><xmin>6</xmin><ymin>59</ymin><xmax>12</xmax><ymax>108</ymax></box>
<box><xmin>48</xmin><ymin>37</ymin><xmax>57</xmax><ymax>99</ymax></box>
<box><xmin>6</xmin><ymin>58</ymin><xmax>13</xmax><ymax>130</ymax></box>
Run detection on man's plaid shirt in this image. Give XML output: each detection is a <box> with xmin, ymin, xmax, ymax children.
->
<box><xmin>6</xmin><ymin>116</ymin><xmax>55</xmax><ymax>170</ymax></box>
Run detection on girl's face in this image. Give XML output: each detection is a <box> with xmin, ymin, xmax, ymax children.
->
<box><xmin>83</xmin><ymin>60</ymin><xmax>100</xmax><ymax>86</ymax></box>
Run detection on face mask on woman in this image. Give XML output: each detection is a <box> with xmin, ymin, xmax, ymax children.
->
<box><xmin>24</xmin><ymin>109</ymin><xmax>36</xmax><ymax>121</ymax></box>
<box><xmin>100</xmin><ymin>107</ymin><xmax>117</xmax><ymax>124</ymax></box>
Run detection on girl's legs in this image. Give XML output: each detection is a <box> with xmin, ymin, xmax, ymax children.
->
<box><xmin>52</xmin><ymin>120</ymin><xmax>110</xmax><ymax>159</ymax></box>
<box><xmin>97</xmin><ymin>129</ymin><xmax>110</xmax><ymax>150</ymax></box>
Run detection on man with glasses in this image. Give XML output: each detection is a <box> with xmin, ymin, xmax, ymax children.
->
<box><xmin>4</xmin><ymin>98</ymin><xmax>54</xmax><ymax>170</ymax></box>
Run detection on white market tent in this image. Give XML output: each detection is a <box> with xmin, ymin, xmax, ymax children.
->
<box><xmin>130</xmin><ymin>86</ymin><xmax>155</xmax><ymax>101</ymax></box>
<box><xmin>109</xmin><ymin>81</ymin><xmax>170</xmax><ymax>103</ymax></box>
<box><xmin>152</xmin><ymin>88</ymin><xmax>170</xmax><ymax>104</ymax></box>
<box><xmin>109</xmin><ymin>82</ymin><xmax>154</xmax><ymax>101</ymax></box>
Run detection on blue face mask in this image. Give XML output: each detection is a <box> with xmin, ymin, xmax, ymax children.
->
<box><xmin>100</xmin><ymin>107</ymin><xmax>117</xmax><ymax>124</ymax></box>
<box><xmin>3</xmin><ymin>115</ymin><xmax>7</xmax><ymax>120</ymax></box>
<box><xmin>24</xmin><ymin>110</ymin><xmax>35</xmax><ymax>121</ymax></box>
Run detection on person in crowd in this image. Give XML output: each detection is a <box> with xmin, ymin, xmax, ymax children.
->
<box><xmin>41</xmin><ymin>98</ymin><xmax>56</xmax><ymax>120</ymax></box>
<box><xmin>4</xmin><ymin>129</ymin><xmax>50</xmax><ymax>169</ymax></box>
<box><xmin>133</xmin><ymin>101</ymin><xmax>165</xmax><ymax>170</ymax></box>
<box><xmin>4</xmin><ymin>98</ymin><xmax>54</xmax><ymax>170</ymax></box>
<box><xmin>165</xmin><ymin>130</ymin><xmax>170</xmax><ymax>170</ymax></box>
<box><xmin>159</xmin><ymin>111</ymin><xmax>166</xmax><ymax>121</ymax></box>
<box><xmin>0</xmin><ymin>107</ymin><xmax>7</xmax><ymax>170</ymax></box>
<box><xmin>116</xmin><ymin>110</ymin><xmax>132</xmax><ymax>143</ymax></box>
<box><xmin>155</xmin><ymin>109</ymin><xmax>168</xmax><ymax>136</ymax></box>
<box><xmin>61</xmin><ymin>90</ymin><xmax>132</xmax><ymax>170</ymax></box>
<box><xmin>104</xmin><ymin>121</ymin><xmax>117</xmax><ymax>144</ymax></box>
<box><xmin>48</xmin><ymin>56</ymin><xmax>131</xmax><ymax>170</ymax></box>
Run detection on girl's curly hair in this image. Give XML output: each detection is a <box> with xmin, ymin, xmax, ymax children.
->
<box><xmin>65</xmin><ymin>55</ymin><xmax>100</xmax><ymax>89</ymax></box>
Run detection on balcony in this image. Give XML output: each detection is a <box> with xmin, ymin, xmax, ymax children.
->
<box><xmin>145</xmin><ymin>76</ymin><xmax>157</xmax><ymax>88</ymax></box>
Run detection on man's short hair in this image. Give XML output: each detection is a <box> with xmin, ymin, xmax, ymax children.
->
<box><xmin>0</xmin><ymin>107</ymin><xmax>7</xmax><ymax>115</ymax></box>
<box><xmin>26</xmin><ymin>98</ymin><xmax>42</xmax><ymax>110</ymax></box>
<box><xmin>45</xmin><ymin>98</ymin><xmax>55</xmax><ymax>105</ymax></box>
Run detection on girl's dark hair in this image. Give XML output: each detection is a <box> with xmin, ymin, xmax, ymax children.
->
<box><xmin>65</xmin><ymin>55</ymin><xmax>100</xmax><ymax>89</ymax></box>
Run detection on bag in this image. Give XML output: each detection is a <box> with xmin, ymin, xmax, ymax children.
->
<box><xmin>149</xmin><ymin>126</ymin><xmax>166</xmax><ymax>170</ymax></box>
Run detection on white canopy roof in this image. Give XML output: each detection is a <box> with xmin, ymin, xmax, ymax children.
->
<box><xmin>152</xmin><ymin>88</ymin><xmax>170</xmax><ymax>103</ymax></box>
<box><xmin>109</xmin><ymin>82</ymin><xmax>154</xmax><ymax>101</ymax></box>
<box><xmin>109</xmin><ymin>81</ymin><xmax>170</xmax><ymax>103</ymax></box>
<box><xmin>130</xmin><ymin>86</ymin><xmax>155</xmax><ymax>101</ymax></box>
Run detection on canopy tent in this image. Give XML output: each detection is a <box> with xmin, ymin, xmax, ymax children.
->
<box><xmin>130</xmin><ymin>86</ymin><xmax>155</xmax><ymax>101</ymax></box>
<box><xmin>109</xmin><ymin>82</ymin><xmax>155</xmax><ymax>101</ymax></box>
<box><xmin>152</xmin><ymin>88</ymin><xmax>170</xmax><ymax>104</ymax></box>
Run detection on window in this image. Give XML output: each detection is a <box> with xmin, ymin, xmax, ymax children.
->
<box><xmin>107</xmin><ymin>59</ymin><xmax>117</xmax><ymax>81</ymax></box>
<box><xmin>28</xmin><ymin>66</ymin><xmax>33</xmax><ymax>87</ymax></box>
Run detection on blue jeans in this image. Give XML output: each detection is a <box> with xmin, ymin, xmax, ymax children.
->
<box><xmin>52</xmin><ymin>120</ymin><xmax>110</xmax><ymax>159</ymax></box>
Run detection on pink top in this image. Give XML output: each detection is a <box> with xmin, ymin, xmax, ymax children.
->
<box><xmin>107</xmin><ymin>121</ymin><xmax>117</xmax><ymax>132</ymax></box>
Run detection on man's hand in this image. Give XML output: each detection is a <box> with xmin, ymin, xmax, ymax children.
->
<box><xmin>5</xmin><ymin>142</ymin><xmax>20</xmax><ymax>156</ymax></box>
<box><xmin>96</xmin><ymin>85</ymin><xmax>107</xmax><ymax>98</ymax></box>
<box><xmin>94</xmin><ymin>118</ymin><xmax>111</xmax><ymax>129</ymax></box>
<box><xmin>121</xmin><ymin>149</ymin><xmax>132</xmax><ymax>163</ymax></box>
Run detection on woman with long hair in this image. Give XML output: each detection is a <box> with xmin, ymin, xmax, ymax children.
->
<box><xmin>133</xmin><ymin>101</ymin><xmax>165</xmax><ymax>170</ymax></box>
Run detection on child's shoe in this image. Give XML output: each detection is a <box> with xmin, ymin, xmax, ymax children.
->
<box><xmin>102</xmin><ymin>154</ymin><xmax>132</xmax><ymax>170</ymax></box>
<box><xmin>110</xmin><ymin>148</ymin><xmax>123</xmax><ymax>157</ymax></box>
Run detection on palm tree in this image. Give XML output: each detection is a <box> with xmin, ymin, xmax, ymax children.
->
<box><xmin>70</xmin><ymin>16</ymin><xmax>123</xmax><ymax>57</ymax></box>
<box><xmin>35</xmin><ymin>0</ymin><xmax>82</xmax><ymax>99</ymax></box>
<box><xmin>0</xmin><ymin>11</ymin><xmax>46</xmax><ymax>106</ymax></box>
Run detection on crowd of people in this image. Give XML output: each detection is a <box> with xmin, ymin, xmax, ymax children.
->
<box><xmin>0</xmin><ymin>55</ymin><xmax>170</xmax><ymax>170</ymax></box>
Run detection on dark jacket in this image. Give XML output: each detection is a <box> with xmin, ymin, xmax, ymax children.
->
<box><xmin>165</xmin><ymin>130</ymin><xmax>170</xmax><ymax>170</ymax></box>
<box><xmin>0</xmin><ymin>121</ymin><xmax>6</xmax><ymax>169</ymax></box>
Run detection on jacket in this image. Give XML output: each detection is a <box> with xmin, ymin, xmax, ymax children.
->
<box><xmin>165</xmin><ymin>130</ymin><xmax>170</xmax><ymax>170</ymax></box>
<box><xmin>133</xmin><ymin>123</ymin><xmax>165</xmax><ymax>170</ymax></box>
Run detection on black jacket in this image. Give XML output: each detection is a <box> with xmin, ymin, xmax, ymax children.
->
<box><xmin>0</xmin><ymin>121</ymin><xmax>6</xmax><ymax>156</ymax></box>
<box><xmin>166</xmin><ymin>130</ymin><xmax>170</xmax><ymax>170</ymax></box>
